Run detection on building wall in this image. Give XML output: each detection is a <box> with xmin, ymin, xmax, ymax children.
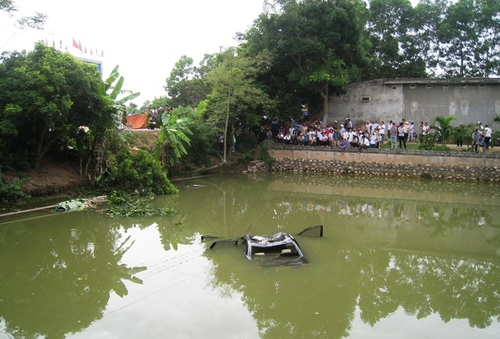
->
<box><xmin>328</xmin><ymin>79</ymin><xmax>500</xmax><ymax>127</ymax></box>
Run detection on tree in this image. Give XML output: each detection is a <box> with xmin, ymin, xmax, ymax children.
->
<box><xmin>411</xmin><ymin>0</ymin><xmax>448</xmax><ymax>76</ymax></box>
<box><xmin>100</xmin><ymin>65</ymin><xmax>140</xmax><ymax>109</ymax></box>
<box><xmin>368</xmin><ymin>0</ymin><xmax>427</xmax><ymax>78</ymax></box>
<box><xmin>471</xmin><ymin>0</ymin><xmax>500</xmax><ymax>76</ymax></box>
<box><xmin>241</xmin><ymin>0</ymin><xmax>370</xmax><ymax>124</ymax></box>
<box><xmin>153</xmin><ymin>107</ymin><xmax>194</xmax><ymax>168</ymax></box>
<box><xmin>165</xmin><ymin>55</ymin><xmax>212</xmax><ymax>108</ymax></box>
<box><xmin>203</xmin><ymin>48</ymin><xmax>275</xmax><ymax>162</ymax></box>
<box><xmin>437</xmin><ymin>0</ymin><xmax>482</xmax><ymax>77</ymax></box>
<box><xmin>0</xmin><ymin>43</ymin><xmax>112</xmax><ymax>170</ymax></box>
<box><xmin>0</xmin><ymin>0</ymin><xmax>46</xmax><ymax>29</ymax></box>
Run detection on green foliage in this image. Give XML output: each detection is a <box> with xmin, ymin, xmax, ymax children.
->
<box><xmin>258</xmin><ymin>143</ymin><xmax>275</xmax><ymax>170</ymax></box>
<box><xmin>368</xmin><ymin>0</ymin><xmax>427</xmax><ymax>79</ymax></box>
<box><xmin>418</xmin><ymin>134</ymin><xmax>450</xmax><ymax>151</ymax></box>
<box><xmin>241</xmin><ymin>0</ymin><xmax>369</xmax><ymax>120</ymax></box>
<box><xmin>0</xmin><ymin>169</ymin><xmax>30</xmax><ymax>204</ymax></box>
<box><xmin>99</xmin><ymin>65</ymin><xmax>140</xmax><ymax>108</ymax></box>
<box><xmin>106</xmin><ymin>191</ymin><xmax>176</xmax><ymax>217</ymax></box>
<box><xmin>0</xmin><ymin>43</ymin><xmax>113</xmax><ymax>170</ymax></box>
<box><xmin>165</xmin><ymin>55</ymin><xmax>211</xmax><ymax>108</ymax></box>
<box><xmin>430</xmin><ymin>115</ymin><xmax>457</xmax><ymax>145</ymax></box>
<box><xmin>172</xmin><ymin>106</ymin><xmax>218</xmax><ymax>169</ymax></box>
<box><xmin>451</xmin><ymin>123</ymin><xmax>475</xmax><ymax>146</ymax></box>
<box><xmin>203</xmin><ymin>48</ymin><xmax>275</xmax><ymax>162</ymax></box>
<box><xmin>491</xmin><ymin>129</ymin><xmax>500</xmax><ymax>146</ymax></box>
<box><xmin>102</xmin><ymin>150</ymin><xmax>178</xmax><ymax>195</ymax></box>
<box><xmin>154</xmin><ymin>107</ymin><xmax>194</xmax><ymax>167</ymax></box>
<box><xmin>150</xmin><ymin>96</ymin><xmax>171</xmax><ymax>108</ymax></box>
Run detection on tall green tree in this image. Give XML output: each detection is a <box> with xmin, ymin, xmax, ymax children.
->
<box><xmin>0</xmin><ymin>43</ymin><xmax>113</xmax><ymax>170</ymax></box>
<box><xmin>411</xmin><ymin>0</ymin><xmax>448</xmax><ymax>76</ymax></box>
<box><xmin>203</xmin><ymin>48</ymin><xmax>275</xmax><ymax>162</ymax></box>
<box><xmin>241</xmin><ymin>0</ymin><xmax>370</xmax><ymax>124</ymax></box>
<box><xmin>368</xmin><ymin>0</ymin><xmax>427</xmax><ymax>78</ymax></box>
<box><xmin>165</xmin><ymin>55</ymin><xmax>212</xmax><ymax>108</ymax></box>
<box><xmin>472</xmin><ymin>0</ymin><xmax>500</xmax><ymax>76</ymax></box>
<box><xmin>437</xmin><ymin>0</ymin><xmax>482</xmax><ymax>77</ymax></box>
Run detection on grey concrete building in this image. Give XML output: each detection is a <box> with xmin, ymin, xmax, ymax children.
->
<box><xmin>327</xmin><ymin>78</ymin><xmax>500</xmax><ymax>127</ymax></box>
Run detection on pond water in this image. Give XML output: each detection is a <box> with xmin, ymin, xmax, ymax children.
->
<box><xmin>1</xmin><ymin>174</ymin><xmax>499</xmax><ymax>339</ymax></box>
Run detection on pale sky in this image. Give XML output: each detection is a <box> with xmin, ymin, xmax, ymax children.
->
<box><xmin>0</xmin><ymin>0</ymin><xmax>266</xmax><ymax>105</ymax></box>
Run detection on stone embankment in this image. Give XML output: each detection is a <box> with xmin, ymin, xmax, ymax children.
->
<box><xmin>247</xmin><ymin>142</ymin><xmax>500</xmax><ymax>182</ymax></box>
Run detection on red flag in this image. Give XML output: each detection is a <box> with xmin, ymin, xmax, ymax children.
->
<box><xmin>90</xmin><ymin>49</ymin><xmax>93</xmax><ymax>55</ymax></box>
<box><xmin>78</xmin><ymin>40</ymin><xmax>82</xmax><ymax>51</ymax></box>
<box><xmin>52</xmin><ymin>39</ymin><xmax>55</xmax><ymax>48</ymax></box>
<box><xmin>72</xmin><ymin>38</ymin><xmax>79</xmax><ymax>49</ymax></box>
<box><xmin>84</xmin><ymin>46</ymin><xmax>87</xmax><ymax>54</ymax></box>
<box><xmin>101</xmin><ymin>50</ymin><xmax>104</xmax><ymax>57</ymax></box>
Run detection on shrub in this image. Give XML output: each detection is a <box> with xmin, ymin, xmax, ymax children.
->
<box><xmin>100</xmin><ymin>150</ymin><xmax>178</xmax><ymax>195</ymax></box>
<box><xmin>258</xmin><ymin>143</ymin><xmax>274</xmax><ymax>169</ymax></box>
<box><xmin>0</xmin><ymin>169</ymin><xmax>30</xmax><ymax>205</ymax></box>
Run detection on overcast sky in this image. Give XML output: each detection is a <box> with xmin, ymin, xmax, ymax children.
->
<box><xmin>0</xmin><ymin>0</ymin><xmax>265</xmax><ymax>104</ymax></box>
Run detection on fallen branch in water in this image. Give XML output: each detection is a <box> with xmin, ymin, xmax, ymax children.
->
<box><xmin>183</xmin><ymin>162</ymin><xmax>227</xmax><ymax>176</ymax></box>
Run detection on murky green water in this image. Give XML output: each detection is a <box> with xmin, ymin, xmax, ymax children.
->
<box><xmin>1</xmin><ymin>174</ymin><xmax>499</xmax><ymax>338</ymax></box>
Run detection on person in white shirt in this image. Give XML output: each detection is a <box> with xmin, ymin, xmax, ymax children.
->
<box><xmin>358</xmin><ymin>133</ymin><xmax>369</xmax><ymax>151</ymax></box>
<box><xmin>349</xmin><ymin>129</ymin><xmax>359</xmax><ymax>148</ymax></box>
<box><xmin>483</xmin><ymin>125</ymin><xmax>492</xmax><ymax>150</ymax></box>
<box><xmin>422</xmin><ymin>122</ymin><xmax>430</xmax><ymax>136</ymax></box>
<box><xmin>379</xmin><ymin>121</ymin><xmax>386</xmax><ymax>143</ymax></box>
<box><xmin>408</xmin><ymin>121</ymin><xmax>415</xmax><ymax>142</ymax></box>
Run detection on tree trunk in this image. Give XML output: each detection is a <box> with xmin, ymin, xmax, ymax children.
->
<box><xmin>321</xmin><ymin>83</ymin><xmax>329</xmax><ymax>127</ymax></box>
<box><xmin>223</xmin><ymin>90</ymin><xmax>230</xmax><ymax>163</ymax></box>
<box><xmin>34</xmin><ymin>127</ymin><xmax>54</xmax><ymax>170</ymax></box>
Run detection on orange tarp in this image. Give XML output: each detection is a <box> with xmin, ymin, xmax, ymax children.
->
<box><xmin>126</xmin><ymin>114</ymin><xmax>148</xmax><ymax>129</ymax></box>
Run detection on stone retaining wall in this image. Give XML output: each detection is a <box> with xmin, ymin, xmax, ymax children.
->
<box><xmin>252</xmin><ymin>143</ymin><xmax>500</xmax><ymax>182</ymax></box>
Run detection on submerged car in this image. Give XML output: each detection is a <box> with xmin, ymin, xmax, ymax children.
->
<box><xmin>203</xmin><ymin>225</ymin><xmax>323</xmax><ymax>266</ymax></box>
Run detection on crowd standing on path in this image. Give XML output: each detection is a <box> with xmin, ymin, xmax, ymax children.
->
<box><xmin>268</xmin><ymin>114</ymin><xmax>494</xmax><ymax>153</ymax></box>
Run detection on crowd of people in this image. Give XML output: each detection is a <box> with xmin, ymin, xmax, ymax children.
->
<box><xmin>144</xmin><ymin>106</ymin><xmax>175</xmax><ymax>129</ymax></box>
<box><xmin>269</xmin><ymin>116</ymin><xmax>494</xmax><ymax>152</ymax></box>
<box><xmin>270</xmin><ymin>117</ymin><xmax>427</xmax><ymax>151</ymax></box>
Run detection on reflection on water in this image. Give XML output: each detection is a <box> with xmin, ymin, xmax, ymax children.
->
<box><xmin>0</xmin><ymin>212</ymin><xmax>146</xmax><ymax>338</ymax></box>
<box><xmin>0</xmin><ymin>174</ymin><xmax>499</xmax><ymax>338</ymax></box>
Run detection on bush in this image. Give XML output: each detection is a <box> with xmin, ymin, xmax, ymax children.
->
<box><xmin>99</xmin><ymin>150</ymin><xmax>178</xmax><ymax>195</ymax></box>
<box><xmin>0</xmin><ymin>169</ymin><xmax>30</xmax><ymax>205</ymax></box>
<box><xmin>418</xmin><ymin>134</ymin><xmax>437</xmax><ymax>150</ymax></box>
<box><xmin>492</xmin><ymin>130</ymin><xmax>500</xmax><ymax>147</ymax></box>
<box><xmin>258</xmin><ymin>143</ymin><xmax>274</xmax><ymax>169</ymax></box>
<box><xmin>417</xmin><ymin>135</ymin><xmax>450</xmax><ymax>151</ymax></box>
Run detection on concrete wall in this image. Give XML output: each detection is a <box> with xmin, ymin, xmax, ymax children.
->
<box><xmin>328</xmin><ymin>78</ymin><xmax>500</xmax><ymax>127</ymax></box>
<box><xmin>262</xmin><ymin>146</ymin><xmax>500</xmax><ymax>182</ymax></box>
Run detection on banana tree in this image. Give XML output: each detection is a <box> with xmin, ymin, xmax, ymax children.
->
<box><xmin>99</xmin><ymin>65</ymin><xmax>141</xmax><ymax>108</ymax></box>
<box><xmin>153</xmin><ymin>107</ymin><xmax>193</xmax><ymax>168</ymax></box>
<box><xmin>80</xmin><ymin>65</ymin><xmax>141</xmax><ymax>180</ymax></box>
